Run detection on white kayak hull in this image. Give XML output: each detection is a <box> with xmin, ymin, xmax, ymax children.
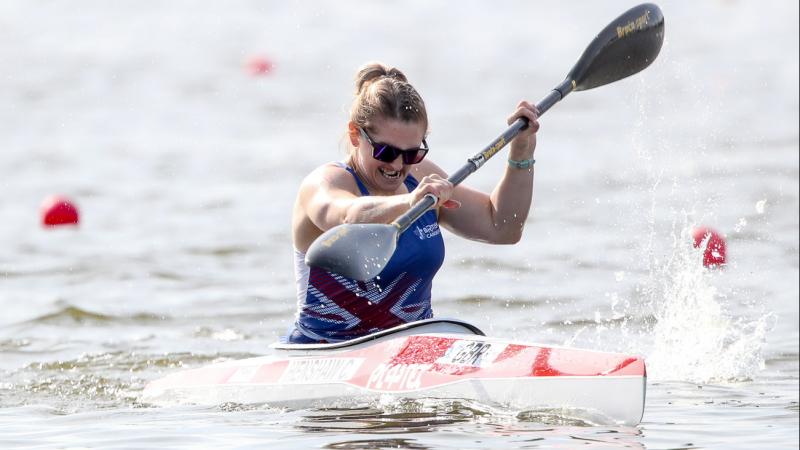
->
<box><xmin>143</xmin><ymin>319</ymin><xmax>646</xmax><ymax>425</ymax></box>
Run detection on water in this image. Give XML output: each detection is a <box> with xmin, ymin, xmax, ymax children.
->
<box><xmin>1</xmin><ymin>0</ymin><xmax>798</xmax><ymax>448</ymax></box>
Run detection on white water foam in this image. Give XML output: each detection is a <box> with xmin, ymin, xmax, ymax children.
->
<box><xmin>574</xmin><ymin>72</ymin><xmax>775</xmax><ymax>384</ymax></box>
<box><xmin>643</xmin><ymin>223</ymin><xmax>772</xmax><ymax>383</ymax></box>
<box><xmin>577</xmin><ymin>218</ymin><xmax>773</xmax><ymax>384</ymax></box>
<box><xmin>628</xmin><ymin>71</ymin><xmax>775</xmax><ymax>383</ymax></box>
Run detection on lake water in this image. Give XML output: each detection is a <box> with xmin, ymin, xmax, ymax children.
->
<box><xmin>1</xmin><ymin>0</ymin><xmax>798</xmax><ymax>448</ymax></box>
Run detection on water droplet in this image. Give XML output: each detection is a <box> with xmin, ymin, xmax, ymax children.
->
<box><xmin>755</xmin><ymin>199</ymin><xmax>767</xmax><ymax>215</ymax></box>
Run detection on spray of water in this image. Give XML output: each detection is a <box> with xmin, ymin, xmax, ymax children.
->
<box><xmin>626</xmin><ymin>70</ymin><xmax>771</xmax><ymax>383</ymax></box>
<box><xmin>540</xmin><ymin>57</ymin><xmax>779</xmax><ymax>386</ymax></box>
<box><xmin>643</xmin><ymin>221</ymin><xmax>771</xmax><ymax>383</ymax></box>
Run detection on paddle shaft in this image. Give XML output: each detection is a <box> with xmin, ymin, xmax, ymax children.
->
<box><xmin>393</xmin><ymin>78</ymin><xmax>574</xmax><ymax>233</ymax></box>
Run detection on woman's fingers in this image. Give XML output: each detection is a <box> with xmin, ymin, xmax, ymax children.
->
<box><xmin>508</xmin><ymin>101</ymin><xmax>540</xmax><ymax>132</ymax></box>
<box><xmin>412</xmin><ymin>174</ymin><xmax>457</xmax><ymax>208</ymax></box>
<box><xmin>504</xmin><ymin>101</ymin><xmax>540</xmax><ymax>156</ymax></box>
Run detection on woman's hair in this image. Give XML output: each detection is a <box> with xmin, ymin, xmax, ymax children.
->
<box><xmin>350</xmin><ymin>62</ymin><xmax>428</xmax><ymax>132</ymax></box>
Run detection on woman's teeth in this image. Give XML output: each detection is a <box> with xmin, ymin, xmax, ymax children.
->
<box><xmin>379</xmin><ymin>168</ymin><xmax>400</xmax><ymax>179</ymax></box>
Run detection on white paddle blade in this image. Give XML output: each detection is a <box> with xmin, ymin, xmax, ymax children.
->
<box><xmin>305</xmin><ymin>223</ymin><xmax>399</xmax><ymax>281</ymax></box>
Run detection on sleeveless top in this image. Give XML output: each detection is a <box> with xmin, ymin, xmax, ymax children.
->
<box><xmin>288</xmin><ymin>162</ymin><xmax>445</xmax><ymax>343</ymax></box>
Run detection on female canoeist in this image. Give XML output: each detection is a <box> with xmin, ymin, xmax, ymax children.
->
<box><xmin>287</xmin><ymin>62</ymin><xmax>540</xmax><ymax>343</ymax></box>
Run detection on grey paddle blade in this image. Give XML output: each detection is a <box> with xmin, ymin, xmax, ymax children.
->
<box><xmin>305</xmin><ymin>223</ymin><xmax>400</xmax><ymax>281</ymax></box>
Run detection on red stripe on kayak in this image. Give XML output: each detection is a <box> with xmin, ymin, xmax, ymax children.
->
<box><xmin>390</xmin><ymin>336</ymin><xmax>454</xmax><ymax>365</ymax></box>
<box><xmin>494</xmin><ymin>344</ymin><xmax>527</xmax><ymax>363</ymax></box>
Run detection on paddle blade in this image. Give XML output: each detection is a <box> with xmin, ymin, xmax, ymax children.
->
<box><xmin>569</xmin><ymin>3</ymin><xmax>665</xmax><ymax>91</ymax></box>
<box><xmin>305</xmin><ymin>223</ymin><xmax>399</xmax><ymax>281</ymax></box>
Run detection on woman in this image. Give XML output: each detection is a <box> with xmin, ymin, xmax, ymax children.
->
<box><xmin>287</xmin><ymin>62</ymin><xmax>540</xmax><ymax>343</ymax></box>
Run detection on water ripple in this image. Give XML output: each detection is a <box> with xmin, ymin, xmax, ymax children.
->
<box><xmin>23</xmin><ymin>305</ymin><xmax>162</xmax><ymax>326</ymax></box>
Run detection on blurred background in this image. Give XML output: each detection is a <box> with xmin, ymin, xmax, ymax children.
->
<box><xmin>0</xmin><ymin>1</ymin><xmax>797</xmax><ymax>448</ymax></box>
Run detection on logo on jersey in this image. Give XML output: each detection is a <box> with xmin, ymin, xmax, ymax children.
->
<box><xmin>414</xmin><ymin>223</ymin><xmax>441</xmax><ymax>240</ymax></box>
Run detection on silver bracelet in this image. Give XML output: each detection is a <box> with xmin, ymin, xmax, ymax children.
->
<box><xmin>507</xmin><ymin>158</ymin><xmax>535</xmax><ymax>169</ymax></box>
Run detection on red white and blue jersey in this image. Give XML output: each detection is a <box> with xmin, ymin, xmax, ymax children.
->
<box><xmin>288</xmin><ymin>163</ymin><xmax>445</xmax><ymax>343</ymax></box>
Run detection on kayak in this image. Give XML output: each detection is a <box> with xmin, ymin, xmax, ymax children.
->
<box><xmin>142</xmin><ymin>319</ymin><xmax>646</xmax><ymax>425</ymax></box>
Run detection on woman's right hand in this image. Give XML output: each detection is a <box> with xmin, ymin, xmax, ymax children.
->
<box><xmin>409</xmin><ymin>174</ymin><xmax>461</xmax><ymax>209</ymax></box>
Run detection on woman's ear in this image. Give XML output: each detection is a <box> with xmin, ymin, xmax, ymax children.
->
<box><xmin>347</xmin><ymin>122</ymin><xmax>360</xmax><ymax>147</ymax></box>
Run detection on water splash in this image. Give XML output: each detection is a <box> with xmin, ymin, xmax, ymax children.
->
<box><xmin>600</xmin><ymin>75</ymin><xmax>774</xmax><ymax>384</ymax></box>
<box><xmin>643</xmin><ymin>223</ymin><xmax>771</xmax><ymax>383</ymax></box>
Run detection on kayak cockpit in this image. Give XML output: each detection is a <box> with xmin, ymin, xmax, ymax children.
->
<box><xmin>271</xmin><ymin>318</ymin><xmax>485</xmax><ymax>352</ymax></box>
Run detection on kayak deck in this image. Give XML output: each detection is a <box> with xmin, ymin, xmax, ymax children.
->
<box><xmin>143</xmin><ymin>320</ymin><xmax>646</xmax><ymax>425</ymax></box>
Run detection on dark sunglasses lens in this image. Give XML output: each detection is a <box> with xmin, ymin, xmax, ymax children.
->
<box><xmin>373</xmin><ymin>145</ymin><xmax>399</xmax><ymax>162</ymax></box>
<box><xmin>402</xmin><ymin>149</ymin><xmax>426</xmax><ymax>164</ymax></box>
<box><xmin>371</xmin><ymin>142</ymin><xmax>427</xmax><ymax>165</ymax></box>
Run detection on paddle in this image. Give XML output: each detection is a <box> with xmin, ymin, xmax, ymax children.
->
<box><xmin>306</xmin><ymin>3</ymin><xmax>665</xmax><ymax>281</ymax></box>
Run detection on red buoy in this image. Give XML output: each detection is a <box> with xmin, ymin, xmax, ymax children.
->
<box><xmin>691</xmin><ymin>226</ymin><xmax>727</xmax><ymax>268</ymax></box>
<box><xmin>40</xmin><ymin>195</ymin><xmax>80</xmax><ymax>227</ymax></box>
<box><xmin>245</xmin><ymin>56</ymin><xmax>275</xmax><ymax>76</ymax></box>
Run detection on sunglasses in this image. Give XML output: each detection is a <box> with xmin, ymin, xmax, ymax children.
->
<box><xmin>359</xmin><ymin>127</ymin><xmax>429</xmax><ymax>165</ymax></box>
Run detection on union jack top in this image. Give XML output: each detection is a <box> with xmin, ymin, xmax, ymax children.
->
<box><xmin>287</xmin><ymin>162</ymin><xmax>445</xmax><ymax>343</ymax></box>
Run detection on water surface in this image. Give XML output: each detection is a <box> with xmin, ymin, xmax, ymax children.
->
<box><xmin>1</xmin><ymin>1</ymin><xmax>798</xmax><ymax>448</ymax></box>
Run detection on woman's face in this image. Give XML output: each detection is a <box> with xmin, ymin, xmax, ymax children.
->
<box><xmin>348</xmin><ymin>118</ymin><xmax>427</xmax><ymax>195</ymax></box>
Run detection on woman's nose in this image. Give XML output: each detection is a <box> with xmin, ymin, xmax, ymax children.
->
<box><xmin>390</xmin><ymin>156</ymin><xmax>405</xmax><ymax>170</ymax></box>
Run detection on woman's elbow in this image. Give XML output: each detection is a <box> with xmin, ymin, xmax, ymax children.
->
<box><xmin>499</xmin><ymin>234</ymin><xmax>523</xmax><ymax>245</ymax></box>
<box><xmin>491</xmin><ymin>227</ymin><xmax>524</xmax><ymax>245</ymax></box>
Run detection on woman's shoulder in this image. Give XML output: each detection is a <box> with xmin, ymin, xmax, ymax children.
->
<box><xmin>408</xmin><ymin>158</ymin><xmax>448</xmax><ymax>180</ymax></box>
<box><xmin>301</xmin><ymin>161</ymin><xmax>358</xmax><ymax>191</ymax></box>
<box><xmin>303</xmin><ymin>161</ymin><xmax>346</xmax><ymax>181</ymax></box>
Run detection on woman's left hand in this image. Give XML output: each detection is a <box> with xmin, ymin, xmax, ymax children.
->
<box><xmin>507</xmin><ymin>101</ymin><xmax>540</xmax><ymax>159</ymax></box>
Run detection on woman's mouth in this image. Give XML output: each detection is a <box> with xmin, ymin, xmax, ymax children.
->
<box><xmin>379</xmin><ymin>168</ymin><xmax>401</xmax><ymax>179</ymax></box>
